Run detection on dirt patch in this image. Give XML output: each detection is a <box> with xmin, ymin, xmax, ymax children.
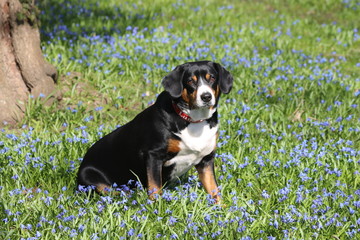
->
<box><xmin>57</xmin><ymin>72</ymin><xmax>109</xmax><ymax>110</ymax></box>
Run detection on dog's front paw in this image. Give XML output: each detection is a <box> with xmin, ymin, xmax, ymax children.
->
<box><xmin>148</xmin><ymin>187</ymin><xmax>162</xmax><ymax>201</ymax></box>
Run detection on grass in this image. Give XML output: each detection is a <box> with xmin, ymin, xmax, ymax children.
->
<box><xmin>1</xmin><ymin>0</ymin><xmax>360</xmax><ymax>239</ymax></box>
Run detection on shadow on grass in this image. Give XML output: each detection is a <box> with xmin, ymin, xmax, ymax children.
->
<box><xmin>36</xmin><ymin>0</ymin><xmax>163</xmax><ymax>42</ymax></box>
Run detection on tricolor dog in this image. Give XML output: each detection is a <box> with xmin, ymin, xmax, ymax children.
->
<box><xmin>77</xmin><ymin>61</ymin><xmax>233</xmax><ymax>203</ymax></box>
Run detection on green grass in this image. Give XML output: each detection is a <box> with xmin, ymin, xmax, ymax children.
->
<box><xmin>1</xmin><ymin>0</ymin><xmax>360</xmax><ymax>239</ymax></box>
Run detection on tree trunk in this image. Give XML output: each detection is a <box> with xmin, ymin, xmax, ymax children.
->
<box><xmin>0</xmin><ymin>0</ymin><xmax>57</xmax><ymax>126</ymax></box>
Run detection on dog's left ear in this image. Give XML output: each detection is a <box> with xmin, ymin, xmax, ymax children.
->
<box><xmin>213</xmin><ymin>62</ymin><xmax>233</xmax><ymax>94</ymax></box>
<box><xmin>162</xmin><ymin>64</ymin><xmax>186</xmax><ymax>98</ymax></box>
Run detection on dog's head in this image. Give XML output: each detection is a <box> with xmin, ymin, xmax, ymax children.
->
<box><xmin>162</xmin><ymin>61</ymin><xmax>233</xmax><ymax>110</ymax></box>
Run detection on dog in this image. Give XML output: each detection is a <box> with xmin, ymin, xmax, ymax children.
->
<box><xmin>77</xmin><ymin>61</ymin><xmax>233</xmax><ymax>203</ymax></box>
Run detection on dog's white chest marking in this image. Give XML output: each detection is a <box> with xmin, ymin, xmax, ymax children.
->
<box><xmin>164</xmin><ymin>121</ymin><xmax>218</xmax><ymax>180</ymax></box>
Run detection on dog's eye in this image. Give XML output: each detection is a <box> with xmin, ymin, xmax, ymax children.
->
<box><xmin>187</xmin><ymin>79</ymin><xmax>195</xmax><ymax>85</ymax></box>
<box><xmin>209</xmin><ymin>75</ymin><xmax>216</xmax><ymax>82</ymax></box>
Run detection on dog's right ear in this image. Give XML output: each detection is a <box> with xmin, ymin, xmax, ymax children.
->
<box><xmin>213</xmin><ymin>62</ymin><xmax>233</xmax><ymax>94</ymax></box>
<box><xmin>162</xmin><ymin>65</ymin><xmax>186</xmax><ymax>98</ymax></box>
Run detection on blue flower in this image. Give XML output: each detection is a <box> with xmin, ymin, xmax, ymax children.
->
<box><xmin>168</xmin><ymin>216</ymin><xmax>177</xmax><ymax>225</ymax></box>
<box><xmin>262</xmin><ymin>190</ymin><xmax>270</xmax><ymax>199</ymax></box>
<box><xmin>127</xmin><ymin>229</ymin><xmax>135</xmax><ymax>237</ymax></box>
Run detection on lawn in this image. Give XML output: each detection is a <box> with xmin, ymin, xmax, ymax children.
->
<box><xmin>1</xmin><ymin>0</ymin><xmax>360</xmax><ymax>239</ymax></box>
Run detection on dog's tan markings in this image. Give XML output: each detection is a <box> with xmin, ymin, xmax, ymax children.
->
<box><xmin>181</xmin><ymin>88</ymin><xmax>197</xmax><ymax>107</ymax></box>
<box><xmin>189</xmin><ymin>90</ymin><xmax>197</xmax><ymax>107</ymax></box>
<box><xmin>96</xmin><ymin>183</ymin><xmax>112</xmax><ymax>194</ymax></box>
<box><xmin>146</xmin><ymin>166</ymin><xmax>162</xmax><ymax>200</ymax></box>
<box><xmin>205</xmin><ymin>73</ymin><xmax>211</xmax><ymax>80</ymax></box>
<box><xmin>191</xmin><ymin>75</ymin><xmax>198</xmax><ymax>82</ymax></box>
<box><xmin>182</xmin><ymin>88</ymin><xmax>190</xmax><ymax>104</ymax></box>
<box><xmin>167</xmin><ymin>138</ymin><xmax>181</xmax><ymax>153</ymax></box>
<box><xmin>147</xmin><ymin>176</ymin><xmax>162</xmax><ymax>200</ymax></box>
<box><xmin>215</xmin><ymin>85</ymin><xmax>220</xmax><ymax>98</ymax></box>
<box><xmin>196</xmin><ymin>164</ymin><xmax>220</xmax><ymax>204</ymax></box>
<box><xmin>209</xmin><ymin>86</ymin><xmax>220</xmax><ymax>111</ymax></box>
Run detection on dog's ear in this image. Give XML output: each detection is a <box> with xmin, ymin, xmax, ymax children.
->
<box><xmin>162</xmin><ymin>65</ymin><xmax>185</xmax><ymax>98</ymax></box>
<box><xmin>213</xmin><ymin>62</ymin><xmax>233</xmax><ymax>94</ymax></box>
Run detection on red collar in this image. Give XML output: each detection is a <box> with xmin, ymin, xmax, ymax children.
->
<box><xmin>172</xmin><ymin>102</ymin><xmax>204</xmax><ymax>123</ymax></box>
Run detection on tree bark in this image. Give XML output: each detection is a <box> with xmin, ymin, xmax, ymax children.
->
<box><xmin>0</xmin><ymin>0</ymin><xmax>57</xmax><ymax>126</ymax></box>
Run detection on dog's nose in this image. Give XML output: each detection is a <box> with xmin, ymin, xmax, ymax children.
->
<box><xmin>200</xmin><ymin>92</ymin><xmax>212</xmax><ymax>102</ymax></box>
